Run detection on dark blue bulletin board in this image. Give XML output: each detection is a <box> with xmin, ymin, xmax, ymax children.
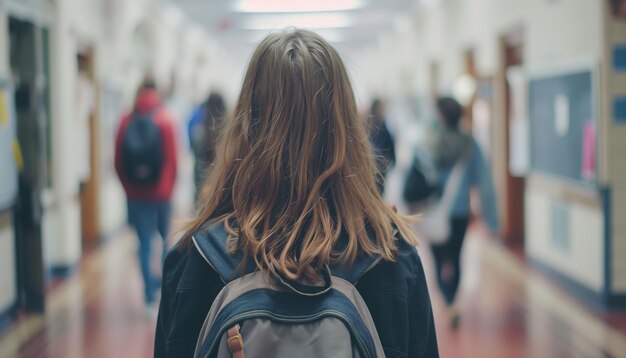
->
<box><xmin>0</xmin><ymin>80</ymin><xmax>18</xmax><ymax>210</ymax></box>
<box><xmin>529</xmin><ymin>66</ymin><xmax>596</xmax><ymax>186</ymax></box>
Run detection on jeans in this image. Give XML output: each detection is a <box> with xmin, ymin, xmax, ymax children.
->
<box><xmin>127</xmin><ymin>199</ymin><xmax>171</xmax><ymax>304</ymax></box>
<box><xmin>430</xmin><ymin>216</ymin><xmax>470</xmax><ymax>305</ymax></box>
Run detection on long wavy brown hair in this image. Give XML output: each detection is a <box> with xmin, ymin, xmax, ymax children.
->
<box><xmin>182</xmin><ymin>29</ymin><xmax>417</xmax><ymax>282</ymax></box>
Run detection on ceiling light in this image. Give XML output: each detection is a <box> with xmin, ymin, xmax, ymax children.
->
<box><xmin>235</xmin><ymin>0</ymin><xmax>363</xmax><ymax>13</ymax></box>
<box><xmin>242</xmin><ymin>13</ymin><xmax>353</xmax><ymax>30</ymax></box>
<box><xmin>453</xmin><ymin>74</ymin><xmax>477</xmax><ymax>106</ymax></box>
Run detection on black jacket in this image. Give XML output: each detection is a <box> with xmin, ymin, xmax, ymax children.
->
<box><xmin>155</xmin><ymin>238</ymin><xmax>439</xmax><ymax>358</ymax></box>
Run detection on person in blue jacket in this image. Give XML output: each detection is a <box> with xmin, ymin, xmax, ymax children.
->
<box><xmin>429</xmin><ymin>96</ymin><xmax>499</xmax><ymax>329</ymax></box>
<box><xmin>187</xmin><ymin>93</ymin><xmax>225</xmax><ymax>199</ymax></box>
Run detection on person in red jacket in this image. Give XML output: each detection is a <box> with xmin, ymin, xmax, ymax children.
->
<box><xmin>114</xmin><ymin>80</ymin><xmax>177</xmax><ymax>309</ymax></box>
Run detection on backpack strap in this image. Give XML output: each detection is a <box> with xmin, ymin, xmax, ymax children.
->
<box><xmin>192</xmin><ymin>222</ymin><xmax>254</xmax><ymax>284</ymax></box>
<box><xmin>438</xmin><ymin>157</ymin><xmax>468</xmax><ymax>214</ymax></box>
<box><xmin>192</xmin><ymin>221</ymin><xmax>385</xmax><ymax>286</ymax></box>
<box><xmin>130</xmin><ymin>109</ymin><xmax>155</xmax><ymax>121</ymax></box>
<box><xmin>226</xmin><ymin>324</ymin><xmax>244</xmax><ymax>358</ymax></box>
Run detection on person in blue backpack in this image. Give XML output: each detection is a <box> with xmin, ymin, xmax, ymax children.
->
<box><xmin>155</xmin><ymin>29</ymin><xmax>439</xmax><ymax>358</ymax></box>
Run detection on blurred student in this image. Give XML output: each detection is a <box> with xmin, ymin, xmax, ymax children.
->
<box><xmin>155</xmin><ymin>30</ymin><xmax>439</xmax><ymax>358</ymax></box>
<box><xmin>429</xmin><ymin>96</ymin><xmax>499</xmax><ymax>328</ymax></box>
<box><xmin>369</xmin><ymin>98</ymin><xmax>396</xmax><ymax>193</ymax></box>
<box><xmin>187</xmin><ymin>93</ymin><xmax>225</xmax><ymax>198</ymax></box>
<box><xmin>114</xmin><ymin>79</ymin><xmax>178</xmax><ymax>310</ymax></box>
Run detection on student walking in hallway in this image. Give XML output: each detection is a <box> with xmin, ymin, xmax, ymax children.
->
<box><xmin>427</xmin><ymin>97</ymin><xmax>499</xmax><ymax>329</ymax></box>
<box><xmin>155</xmin><ymin>30</ymin><xmax>439</xmax><ymax>358</ymax></box>
<box><xmin>115</xmin><ymin>79</ymin><xmax>178</xmax><ymax>311</ymax></box>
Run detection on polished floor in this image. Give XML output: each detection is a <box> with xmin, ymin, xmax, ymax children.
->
<box><xmin>1</xmin><ymin>226</ymin><xmax>626</xmax><ymax>358</ymax></box>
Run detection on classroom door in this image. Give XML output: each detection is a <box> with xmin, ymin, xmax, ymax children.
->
<box><xmin>9</xmin><ymin>17</ymin><xmax>52</xmax><ymax>312</ymax></box>
<box><xmin>76</xmin><ymin>49</ymin><xmax>101</xmax><ymax>248</ymax></box>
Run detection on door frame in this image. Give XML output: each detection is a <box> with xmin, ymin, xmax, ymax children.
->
<box><xmin>76</xmin><ymin>45</ymin><xmax>102</xmax><ymax>248</ymax></box>
<box><xmin>498</xmin><ymin>26</ymin><xmax>526</xmax><ymax>245</ymax></box>
<box><xmin>463</xmin><ymin>48</ymin><xmax>477</xmax><ymax>132</ymax></box>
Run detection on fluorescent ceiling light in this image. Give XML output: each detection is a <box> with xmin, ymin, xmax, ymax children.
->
<box><xmin>242</xmin><ymin>13</ymin><xmax>353</xmax><ymax>30</ymax></box>
<box><xmin>235</xmin><ymin>0</ymin><xmax>363</xmax><ymax>13</ymax></box>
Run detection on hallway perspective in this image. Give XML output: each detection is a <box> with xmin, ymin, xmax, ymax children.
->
<box><xmin>1</xmin><ymin>226</ymin><xmax>625</xmax><ymax>358</ymax></box>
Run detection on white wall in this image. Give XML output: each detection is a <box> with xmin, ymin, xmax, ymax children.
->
<box><xmin>46</xmin><ymin>0</ymin><xmax>84</xmax><ymax>269</ymax></box>
<box><xmin>525</xmin><ymin>188</ymin><xmax>604</xmax><ymax>291</ymax></box>
<box><xmin>360</xmin><ymin>0</ymin><xmax>603</xmax><ymax>94</ymax></box>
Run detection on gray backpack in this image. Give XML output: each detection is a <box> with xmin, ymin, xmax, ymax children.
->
<box><xmin>191</xmin><ymin>223</ymin><xmax>386</xmax><ymax>358</ymax></box>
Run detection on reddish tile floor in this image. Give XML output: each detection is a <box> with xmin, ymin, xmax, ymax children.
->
<box><xmin>1</xmin><ymin>227</ymin><xmax>626</xmax><ymax>358</ymax></box>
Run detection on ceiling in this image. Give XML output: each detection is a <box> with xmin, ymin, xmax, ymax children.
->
<box><xmin>170</xmin><ymin>0</ymin><xmax>419</xmax><ymax>56</ymax></box>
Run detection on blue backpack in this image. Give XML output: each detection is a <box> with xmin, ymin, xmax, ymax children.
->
<box><xmin>191</xmin><ymin>223</ymin><xmax>386</xmax><ymax>358</ymax></box>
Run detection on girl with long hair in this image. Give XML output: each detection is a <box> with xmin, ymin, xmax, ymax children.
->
<box><xmin>155</xmin><ymin>29</ymin><xmax>439</xmax><ymax>358</ymax></box>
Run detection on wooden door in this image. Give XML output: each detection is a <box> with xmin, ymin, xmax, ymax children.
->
<box><xmin>501</xmin><ymin>29</ymin><xmax>525</xmax><ymax>244</ymax></box>
<box><xmin>77</xmin><ymin>48</ymin><xmax>101</xmax><ymax>248</ymax></box>
<box><xmin>463</xmin><ymin>49</ymin><xmax>477</xmax><ymax>132</ymax></box>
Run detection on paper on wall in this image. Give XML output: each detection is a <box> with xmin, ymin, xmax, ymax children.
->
<box><xmin>0</xmin><ymin>92</ymin><xmax>8</xmax><ymax>127</ymax></box>
<box><xmin>509</xmin><ymin>118</ymin><xmax>529</xmax><ymax>177</ymax></box>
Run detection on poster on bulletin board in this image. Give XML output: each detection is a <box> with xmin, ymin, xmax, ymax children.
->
<box><xmin>0</xmin><ymin>80</ymin><xmax>19</xmax><ymax>211</ymax></box>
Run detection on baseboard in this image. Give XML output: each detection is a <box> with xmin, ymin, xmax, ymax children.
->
<box><xmin>530</xmin><ymin>257</ymin><xmax>626</xmax><ymax>312</ymax></box>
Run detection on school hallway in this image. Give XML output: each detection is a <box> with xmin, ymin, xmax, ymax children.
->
<box><xmin>3</xmin><ymin>0</ymin><xmax>626</xmax><ymax>356</ymax></box>
<box><xmin>0</xmin><ymin>223</ymin><xmax>624</xmax><ymax>358</ymax></box>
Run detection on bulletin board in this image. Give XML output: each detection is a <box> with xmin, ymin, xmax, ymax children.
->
<box><xmin>0</xmin><ymin>80</ymin><xmax>19</xmax><ymax>211</ymax></box>
<box><xmin>529</xmin><ymin>63</ymin><xmax>597</xmax><ymax>186</ymax></box>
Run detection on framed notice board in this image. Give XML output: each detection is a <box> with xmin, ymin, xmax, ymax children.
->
<box><xmin>0</xmin><ymin>80</ymin><xmax>18</xmax><ymax>211</ymax></box>
<box><xmin>528</xmin><ymin>62</ymin><xmax>597</xmax><ymax>186</ymax></box>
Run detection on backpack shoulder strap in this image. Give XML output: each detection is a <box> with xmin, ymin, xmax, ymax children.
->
<box><xmin>438</xmin><ymin>156</ymin><xmax>468</xmax><ymax>211</ymax></box>
<box><xmin>130</xmin><ymin>109</ymin><xmax>157</xmax><ymax>122</ymax></box>
<box><xmin>192</xmin><ymin>222</ymin><xmax>254</xmax><ymax>284</ymax></box>
<box><xmin>193</xmin><ymin>221</ymin><xmax>386</xmax><ymax>286</ymax></box>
